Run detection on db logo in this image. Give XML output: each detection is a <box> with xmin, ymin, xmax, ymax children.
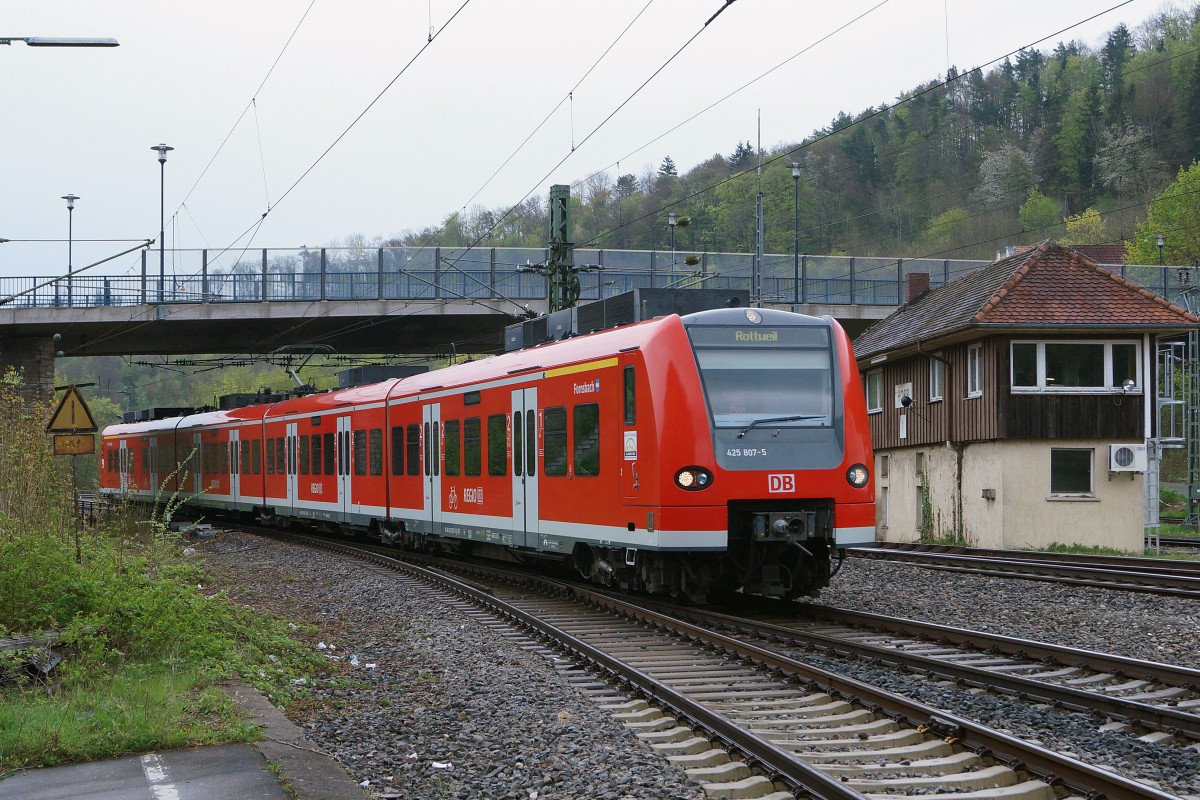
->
<box><xmin>768</xmin><ymin>474</ymin><xmax>795</xmax><ymax>493</ymax></box>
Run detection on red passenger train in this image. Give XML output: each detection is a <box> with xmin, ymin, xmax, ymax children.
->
<box><xmin>100</xmin><ymin>306</ymin><xmax>875</xmax><ymax>601</ymax></box>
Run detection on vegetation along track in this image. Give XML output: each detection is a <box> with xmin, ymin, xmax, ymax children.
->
<box><xmin>849</xmin><ymin>543</ymin><xmax>1200</xmax><ymax>599</ymax></box>
<box><xmin>260</xmin><ymin>529</ymin><xmax>1176</xmax><ymax>800</ymax></box>
<box><xmin>645</xmin><ymin>597</ymin><xmax>1200</xmax><ymax>747</ymax></box>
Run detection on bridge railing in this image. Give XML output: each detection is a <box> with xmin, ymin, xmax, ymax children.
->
<box><xmin>2</xmin><ymin>246</ymin><xmax>1195</xmax><ymax>309</ymax></box>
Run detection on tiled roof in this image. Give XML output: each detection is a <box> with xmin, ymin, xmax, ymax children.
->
<box><xmin>853</xmin><ymin>240</ymin><xmax>1197</xmax><ymax>360</ymax></box>
<box><xmin>1068</xmin><ymin>243</ymin><xmax>1128</xmax><ymax>265</ymax></box>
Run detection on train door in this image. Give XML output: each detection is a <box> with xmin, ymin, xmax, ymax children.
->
<box><xmin>511</xmin><ymin>388</ymin><xmax>539</xmax><ymax>547</ymax></box>
<box><xmin>119</xmin><ymin>440</ymin><xmax>129</xmax><ymax>493</ymax></box>
<box><xmin>148</xmin><ymin>438</ymin><xmax>159</xmax><ymax>496</ymax></box>
<box><xmin>621</xmin><ymin>361</ymin><xmax>640</xmax><ymax>503</ymax></box>
<box><xmin>229</xmin><ymin>429</ymin><xmax>241</xmax><ymax>508</ymax></box>
<box><xmin>336</xmin><ymin>415</ymin><xmax>353</xmax><ymax>521</ymax></box>
<box><xmin>286</xmin><ymin>422</ymin><xmax>299</xmax><ymax>516</ymax></box>
<box><xmin>422</xmin><ymin>403</ymin><xmax>441</xmax><ymax>531</ymax></box>
<box><xmin>191</xmin><ymin>432</ymin><xmax>202</xmax><ymax>497</ymax></box>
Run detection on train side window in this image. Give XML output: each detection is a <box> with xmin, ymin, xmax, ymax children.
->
<box><xmin>266</xmin><ymin>438</ymin><xmax>275</xmax><ymax>474</ymax></box>
<box><xmin>299</xmin><ymin>434</ymin><xmax>310</xmax><ymax>475</ymax></box>
<box><xmin>354</xmin><ymin>430</ymin><xmax>367</xmax><ymax>476</ymax></box>
<box><xmin>512</xmin><ymin>412</ymin><xmax>523</xmax><ymax>477</ymax></box>
<box><xmin>311</xmin><ymin>434</ymin><xmax>322</xmax><ymax>475</ymax></box>
<box><xmin>277</xmin><ymin>436</ymin><xmax>286</xmax><ymax>475</ymax></box>
<box><xmin>487</xmin><ymin>414</ymin><xmax>506</xmax><ymax>476</ymax></box>
<box><xmin>544</xmin><ymin>407</ymin><xmax>567</xmax><ymax>476</ymax></box>
<box><xmin>526</xmin><ymin>409</ymin><xmax>536</xmax><ymax>477</ymax></box>
<box><xmin>423</xmin><ymin>422</ymin><xmax>430</xmax><ymax>476</ymax></box>
<box><xmin>444</xmin><ymin>420</ymin><xmax>461</xmax><ymax>476</ymax></box>
<box><xmin>288</xmin><ymin>435</ymin><xmax>296</xmax><ymax>475</ymax></box>
<box><xmin>391</xmin><ymin>426</ymin><xmax>404</xmax><ymax>476</ymax></box>
<box><xmin>624</xmin><ymin>366</ymin><xmax>636</xmax><ymax>425</ymax></box>
<box><xmin>574</xmin><ymin>403</ymin><xmax>600</xmax><ymax>477</ymax></box>
<box><xmin>406</xmin><ymin>424</ymin><xmax>420</xmax><ymax>476</ymax></box>
<box><xmin>142</xmin><ymin>446</ymin><xmax>150</xmax><ymax>472</ymax></box>
<box><xmin>251</xmin><ymin>439</ymin><xmax>262</xmax><ymax>474</ymax></box>
<box><xmin>323</xmin><ymin>432</ymin><xmax>335</xmax><ymax>475</ymax></box>
<box><xmin>433</xmin><ymin>422</ymin><xmax>440</xmax><ymax>477</ymax></box>
<box><xmin>369</xmin><ymin>429</ymin><xmax>382</xmax><ymax>476</ymax></box>
<box><xmin>464</xmin><ymin>417</ymin><xmax>481</xmax><ymax>476</ymax></box>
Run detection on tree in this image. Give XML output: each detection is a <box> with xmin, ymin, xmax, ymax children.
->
<box><xmin>975</xmin><ymin>144</ymin><xmax>1035</xmax><ymax>208</ymax></box>
<box><xmin>1126</xmin><ymin>160</ymin><xmax>1200</xmax><ymax>265</ymax></box>
<box><xmin>1018</xmin><ymin>190</ymin><xmax>1061</xmax><ymax>235</ymax></box>
<box><xmin>658</xmin><ymin>156</ymin><xmax>678</xmax><ymax>177</ymax></box>
<box><xmin>924</xmin><ymin>208</ymin><xmax>970</xmax><ymax>250</ymax></box>
<box><xmin>1095</xmin><ymin>123</ymin><xmax>1166</xmax><ymax>200</ymax></box>
<box><xmin>1061</xmin><ymin>208</ymin><xmax>1107</xmax><ymax>244</ymax></box>
<box><xmin>728</xmin><ymin>141</ymin><xmax>754</xmax><ymax>172</ymax></box>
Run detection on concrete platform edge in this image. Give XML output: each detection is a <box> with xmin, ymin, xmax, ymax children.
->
<box><xmin>224</xmin><ymin>680</ymin><xmax>368</xmax><ymax>800</ymax></box>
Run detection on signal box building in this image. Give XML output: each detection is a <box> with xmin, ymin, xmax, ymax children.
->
<box><xmin>853</xmin><ymin>240</ymin><xmax>1198</xmax><ymax>552</ymax></box>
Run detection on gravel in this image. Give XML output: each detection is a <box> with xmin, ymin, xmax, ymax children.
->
<box><xmin>200</xmin><ymin>534</ymin><xmax>1200</xmax><ymax>799</ymax></box>
<box><xmin>199</xmin><ymin>532</ymin><xmax>706</xmax><ymax>800</ymax></box>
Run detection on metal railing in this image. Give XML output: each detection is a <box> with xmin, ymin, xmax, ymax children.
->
<box><xmin>1</xmin><ymin>246</ymin><xmax>1193</xmax><ymax>310</ymax></box>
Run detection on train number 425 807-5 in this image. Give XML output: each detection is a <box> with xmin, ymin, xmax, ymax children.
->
<box><xmin>726</xmin><ymin>448</ymin><xmax>767</xmax><ymax>457</ymax></box>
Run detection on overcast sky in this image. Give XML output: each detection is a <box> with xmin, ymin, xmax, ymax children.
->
<box><xmin>0</xmin><ymin>0</ymin><xmax>1162</xmax><ymax>281</ymax></box>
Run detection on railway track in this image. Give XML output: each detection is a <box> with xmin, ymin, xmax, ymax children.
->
<box><xmin>260</xmin><ymin>530</ymin><xmax>1178</xmax><ymax>800</ymax></box>
<box><xmin>848</xmin><ymin>542</ymin><xmax>1200</xmax><ymax>599</ymax></box>
<box><xmin>647</xmin><ymin>598</ymin><xmax>1200</xmax><ymax>745</ymax></box>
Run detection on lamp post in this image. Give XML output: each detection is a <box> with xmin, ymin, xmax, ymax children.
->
<box><xmin>1157</xmin><ymin>233</ymin><xmax>1165</xmax><ymax>266</ymax></box>
<box><xmin>791</xmin><ymin>162</ymin><xmax>801</xmax><ymax>306</ymax></box>
<box><xmin>62</xmin><ymin>194</ymin><xmax>79</xmax><ymax>306</ymax></box>
<box><xmin>151</xmin><ymin>143</ymin><xmax>173</xmax><ymax>303</ymax></box>
<box><xmin>0</xmin><ymin>37</ymin><xmax>118</xmax><ymax>47</ymax></box>
<box><xmin>667</xmin><ymin>211</ymin><xmax>677</xmax><ymax>283</ymax></box>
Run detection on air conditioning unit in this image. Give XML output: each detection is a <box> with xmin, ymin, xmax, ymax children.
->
<box><xmin>1109</xmin><ymin>443</ymin><xmax>1148</xmax><ymax>473</ymax></box>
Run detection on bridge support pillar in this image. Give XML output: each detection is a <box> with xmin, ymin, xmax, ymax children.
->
<box><xmin>0</xmin><ymin>335</ymin><xmax>55</xmax><ymax>403</ymax></box>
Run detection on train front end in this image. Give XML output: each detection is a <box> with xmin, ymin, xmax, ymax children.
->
<box><xmin>676</xmin><ymin>306</ymin><xmax>874</xmax><ymax>599</ymax></box>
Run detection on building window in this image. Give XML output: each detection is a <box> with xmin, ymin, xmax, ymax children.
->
<box><xmin>880</xmin><ymin>454</ymin><xmax>889</xmax><ymax>478</ymax></box>
<box><xmin>1050</xmin><ymin>448</ymin><xmax>1093</xmax><ymax>495</ymax></box>
<box><xmin>929</xmin><ymin>356</ymin><xmax>944</xmax><ymax>402</ymax></box>
<box><xmin>966</xmin><ymin>345</ymin><xmax>982</xmax><ymax>398</ymax></box>
<box><xmin>865</xmin><ymin>370</ymin><xmax>883</xmax><ymax>413</ymax></box>
<box><xmin>1010</xmin><ymin>340</ymin><xmax>1140</xmax><ymax>393</ymax></box>
<box><xmin>880</xmin><ymin>486</ymin><xmax>889</xmax><ymax>529</ymax></box>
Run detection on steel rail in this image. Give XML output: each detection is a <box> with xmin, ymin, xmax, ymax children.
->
<box><xmin>850</xmin><ymin>546</ymin><xmax>1200</xmax><ymax>598</ymax></box>
<box><xmin>259</xmin><ymin>530</ymin><xmax>1179</xmax><ymax>800</ymax></box>
<box><xmin>644</xmin><ymin>601</ymin><xmax>1200</xmax><ymax>740</ymax></box>
<box><xmin>795</xmin><ymin>602</ymin><xmax>1200</xmax><ymax>689</ymax></box>
<box><xmin>856</xmin><ymin>541</ymin><xmax>1200</xmax><ymax>575</ymax></box>
<box><xmin>261</xmin><ymin>532</ymin><xmax>863</xmax><ymax>799</ymax></box>
<box><xmin>575</xmin><ymin>585</ymin><xmax>1180</xmax><ymax>800</ymax></box>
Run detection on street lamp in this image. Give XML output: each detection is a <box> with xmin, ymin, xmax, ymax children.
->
<box><xmin>62</xmin><ymin>194</ymin><xmax>79</xmax><ymax>306</ymax></box>
<box><xmin>791</xmin><ymin>162</ymin><xmax>801</xmax><ymax>306</ymax></box>
<box><xmin>667</xmin><ymin>211</ymin><xmax>677</xmax><ymax>282</ymax></box>
<box><xmin>1157</xmin><ymin>233</ymin><xmax>1165</xmax><ymax>266</ymax></box>
<box><xmin>0</xmin><ymin>37</ymin><xmax>118</xmax><ymax>47</ymax></box>
<box><xmin>151</xmin><ymin>143</ymin><xmax>173</xmax><ymax>303</ymax></box>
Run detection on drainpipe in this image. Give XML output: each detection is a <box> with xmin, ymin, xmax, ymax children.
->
<box><xmin>916</xmin><ymin>342</ymin><xmax>962</xmax><ymax>540</ymax></box>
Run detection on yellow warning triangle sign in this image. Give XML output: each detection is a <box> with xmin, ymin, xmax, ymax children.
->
<box><xmin>46</xmin><ymin>385</ymin><xmax>98</xmax><ymax>434</ymax></box>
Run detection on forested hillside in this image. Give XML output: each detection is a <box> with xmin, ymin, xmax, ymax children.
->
<box><xmin>394</xmin><ymin>5</ymin><xmax>1200</xmax><ymax>263</ymax></box>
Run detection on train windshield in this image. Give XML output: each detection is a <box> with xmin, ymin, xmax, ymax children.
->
<box><xmin>689</xmin><ymin>325</ymin><xmax>834</xmax><ymax>429</ymax></box>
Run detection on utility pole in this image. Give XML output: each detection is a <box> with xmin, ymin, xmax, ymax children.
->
<box><xmin>752</xmin><ymin>111</ymin><xmax>763</xmax><ymax>306</ymax></box>
<box><xmin>546</xmin><ymin>185</ymin><xmax>576</xmax><ymax>312</ymax></box>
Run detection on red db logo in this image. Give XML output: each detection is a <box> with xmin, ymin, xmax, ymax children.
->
<box><xmin>768</xmin><ymin>474</ymin><xmax>795</xmax><ymax>493</ymax></box>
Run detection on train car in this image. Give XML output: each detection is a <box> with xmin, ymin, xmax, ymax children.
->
<box><xmin>100</xmin><ymin>306</ymin><xmax>874</xmax><ymax>601</ymax></box>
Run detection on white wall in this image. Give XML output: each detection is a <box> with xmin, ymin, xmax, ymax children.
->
<box><xmin>875</xmin><ymin>440</ymin><xmax>1145</xmax><ymax>553</ymax></box>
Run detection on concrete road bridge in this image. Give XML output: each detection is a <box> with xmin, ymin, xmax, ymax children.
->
<box><xmin>0</xmin><ymin>244</ymin><xmax>1183</xmax><ymax>395</ymax></box>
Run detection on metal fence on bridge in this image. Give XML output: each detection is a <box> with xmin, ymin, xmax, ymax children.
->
<box><xmin>1</xmin><ymin>246</ymin><xmax>1194</xmax><ymax>310</ymax></box>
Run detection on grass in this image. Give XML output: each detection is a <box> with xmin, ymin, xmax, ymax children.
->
<box><xmin>0</xmin><ymin>373</ymin><xmax>322</xmax><ymax>776</ymax></box>
<box><xmin>0</xmin><ymin>665</ymin><xmax>258</xmax><ymax>771</ymax></box>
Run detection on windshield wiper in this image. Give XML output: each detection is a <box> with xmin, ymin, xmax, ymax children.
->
<box><xmin>737</xmin><ymin>414</ymin><xmax>825</xmax><ymax>438</ymax></box>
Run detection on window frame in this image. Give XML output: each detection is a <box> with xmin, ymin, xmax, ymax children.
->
<box><xmin>966</xmin><ymin>344</ymin><xmax>983</xmax><ymax>399</ymax></box>
<box><xmin>865</xmin><ymin>369</ymin><xmax>883</xmax><ymax>414</ymax></box>
<box><xmin>1010</xmin><ymin>339</ymin><xmax>1141</xmax><ymax>394</ymax></box>
<box><xmin>929</xmin><ymin>355</ymin><xmax>944</xmax><ymax>402</ymax></box>
<box><xmin>1050</xmin><ymin>447</ymin><xmax>1094</xmax><ymax>497</ymax></box>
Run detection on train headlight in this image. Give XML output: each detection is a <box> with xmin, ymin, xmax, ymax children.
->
<box><xmin>846</xmin><ymin>463</ymin><xmax>869</xmax><ymax>488</ymax></box>
<box><xmin>675</xmin><ymin>467</ymin><xmax>713</xmax><ymax>491</ymax></box>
